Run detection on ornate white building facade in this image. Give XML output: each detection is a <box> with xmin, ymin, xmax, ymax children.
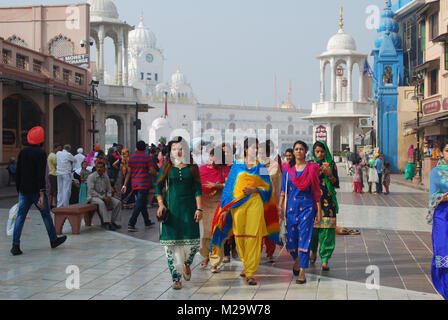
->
<box><xmin>124</xmin><ymin>8</ymin><xmax>312</xmax><ymax>152</ymax></box>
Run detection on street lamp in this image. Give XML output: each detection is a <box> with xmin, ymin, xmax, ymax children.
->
<box><xmin>87</xmin><ymin>80</ymin><xmax>99</xmax><ymax>147</ymax></box>
<box><xmin>411</xmin><ymin>72</ymin><xmax>424</xmax><ymax>183</ymax></box>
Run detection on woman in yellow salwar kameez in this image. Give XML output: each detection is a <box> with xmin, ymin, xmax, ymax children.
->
<box><xmin>210</xmin><ymin>138</ymin><xmax>281</xmax><ymax>286</ymax></box>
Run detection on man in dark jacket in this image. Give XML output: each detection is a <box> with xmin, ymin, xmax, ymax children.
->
<box><xmin>12</xmin><ymin>126</ymin><xmax>67</xmax><ymax>256</ymax></box>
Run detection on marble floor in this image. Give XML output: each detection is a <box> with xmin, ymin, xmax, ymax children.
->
<box><xmin>0</xmin><ymin>174</ymin><xmax>442</xmax><ymax>300</ymax></box>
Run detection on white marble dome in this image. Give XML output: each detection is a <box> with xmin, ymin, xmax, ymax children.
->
<box><xmin>171</xmin><ymin>67</ymin><xmax>185</xmax><ymax>85</ymax></box>
<box><xmin>129</xmin><ymin>13</ymin><xmax>156</xmax><ymax>48</ymax></box>
<box><xmin>326</xmin><ymin>29</ymin><xmax>357</xmax><ymax>52</ymax></box>
<box><xmin>151</xmin><ymin>117</ymin><xmax>171</xmax><ymax>130</ymax></box>
<box><xmin>88</xmin><ymin>0</ymin><xmax>119</xmax><ymax>19</ymax></box>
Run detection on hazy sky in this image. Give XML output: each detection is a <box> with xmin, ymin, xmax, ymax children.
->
<box><xmin>1</xmin><ymin>0</ymin><xmax>389</xmax><ymax>108</ymax></box>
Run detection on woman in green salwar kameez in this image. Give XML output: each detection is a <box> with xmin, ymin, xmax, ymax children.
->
<box><xmin>156</xmin><ymin>137</ymin><xmax>203</xmax><ymax>290</ymax></box>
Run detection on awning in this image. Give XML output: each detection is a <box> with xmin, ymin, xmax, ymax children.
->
<box><xmin>432</xmin><ymin>32</ymin><xmax>448</xmax><ymax>43</ymax></box>
<box><xmin>417</xmin><ymin>0</ymin><xmax>439</xmax><ymax>20</ymax></box>
<box><xmin>415</xmin><ymin>58</ymin><xmax>440</xmax><ymax>72</ymax></box>
<box><xmin>404</xmin><ymin>110</ymin><xmax>448</xmax><ymax>129</ymax></box>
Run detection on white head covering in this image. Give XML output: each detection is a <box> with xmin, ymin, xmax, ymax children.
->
<box><xmin>77</xmin><ymin>148</ymin><xmax>83</xmax><ymax>154</ymax></box>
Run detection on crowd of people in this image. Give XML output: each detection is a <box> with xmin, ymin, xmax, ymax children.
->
<box><xmin>9</xmin><ymin>125</ymin><xmax>448</xmax><ymax>300</ymax></box>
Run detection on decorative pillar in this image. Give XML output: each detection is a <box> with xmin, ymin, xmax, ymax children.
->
<box><xmin>123</xmin><ymin>33</ymin><xmax>129</xmax><ymax>86</ymax></box>
<box><xmin>114</xmin><ymin>42</ymin><xmax>118</xmax><ymax>85</ymax></box>
<box><xmin>327</xmin><ymin>123</ymin><xmax>333</xmax><ymax>155</ymax></box>
<box><xmin>47</xmin><ymin>94</ymin><xmax>54</xmax><ymax>153</ymax></box>
<box><xmin>359</xmin><ymin>68</ymin><xmax>365</xmax><ymax>102</ymax></box>
<box><xmin>98</xmin><ymin>25</ymin><xmax>105</xmax><ymax>84</ymax></box>
<box><xmin>348</xmin><ymin>121</ymin><xmax>355</xmax><ymax>152</ymax></box>
<box><xmin>320</xmin><ymin>60</ymin><xmax>325</xmax><ymax>102</ymax></box>
<box><xmin>347</xmin><ymin>59</ymin><xmax>353</xmax><ymax>102</ymax></box>
<box><xmin>117</xmin><ymin>28</ymin><xmax>123</xmax><ymax>86</ymax></box>
<box><xmin>331</xmin><ymin>59</ymin><xmax>337</xmax><ymax>102</ymax></box>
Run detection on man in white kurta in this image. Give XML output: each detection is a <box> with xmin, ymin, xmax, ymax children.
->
<box><xmin>56</xmin><ymin>145</ymin><xmax>74</xmax><ymax>208</ymax></box>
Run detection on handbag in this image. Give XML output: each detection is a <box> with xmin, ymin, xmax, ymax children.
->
<box><xmin>158</xmin><ymin>178</ymin><xmax>171</xmax><ymax>223</ymax></box>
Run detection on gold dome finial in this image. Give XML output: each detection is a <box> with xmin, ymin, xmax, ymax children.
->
<box><xmin>339</xmin><ymin>6</ymin><xmax>344</xmax><ymax>30</ymax></box>
<box><xmin>140</xmin><ymin>9</ymin><xmax>144</xmax><ymax>22</ymax></box>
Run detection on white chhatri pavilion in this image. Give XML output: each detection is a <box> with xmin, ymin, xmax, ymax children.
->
<box><xmin>304</xmin><ymin>7</ymin><xmax>374</xmax><ymax>153</ymax></box>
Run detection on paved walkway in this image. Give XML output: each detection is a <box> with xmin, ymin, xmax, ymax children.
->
<box><xmin>0</xmin><ymin>174</ymin><xmax>442</xmax><ymax>300</ymax></box>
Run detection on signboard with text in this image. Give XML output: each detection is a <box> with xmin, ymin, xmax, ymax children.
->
<box><xmin>63</xmin><ymin>54</ymin><xmax>89</xmax><ymax>69</ymax></box>
<box><xmin>315</xmin><ymin>125</ymin><xmax>328</xmax><ymax>143</ymax></box>
<box><xmin>423</xmin><ymin>99</ymin><xmax>441</xmax><ymax>115</ymax></box>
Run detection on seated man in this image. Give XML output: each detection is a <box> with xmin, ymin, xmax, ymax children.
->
<box><xmin>87</xmin><ymin>160</ymin><xmax>121</xmax><ymax>231</ymax></box>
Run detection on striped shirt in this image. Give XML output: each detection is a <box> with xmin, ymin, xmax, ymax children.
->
<box><xmin>128</xmin><ymin>151</ymin><xmax>154</xmax><ymax>190</ymax></box>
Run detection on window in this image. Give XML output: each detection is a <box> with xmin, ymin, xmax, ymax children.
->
<box><xmin>288</xmin><ymin>125</ymin><xmax>294</xmax><ymax>135</ymax></box>
<box><xmin>445</xmin><ymin>43</ymin><xmax>448</xmax><ymax>70</ymax></box>
<box><xmin>49</xmin><ymin>35</ymin><xmax>74</xmax><ymax>58</ymax></box>
<box><xmin>75</xmin><ymin>73</ymin><xmax>83</xmax><ymax>85</ymax></box>
<box><xmin>16</xmin><ymin>54</ymin><xmax>27</xmax><ymax>69</ymax></box>
<box><xmin>420</xmin><ymin>20</ymin><xmax>426</xmax><ymax>51</ymax></box>
<box><xmin>430</xmin><ymin>13</ymin><xmax>439</xmax><ymax>39</ymax></box>
<box><xmin>155</xmin><ymin>73</ymin><xmax>158</xmax><ymax>82</ymax></box>
<box><xmin>63</xmin><ymin>69</ymin><xmax>71</xmax><ymax>82</ymax></box>
<box><xmin>430</xmin><ymin>69</ymin><xmax>438</xmax><ymax>96</ymax></box>
<box><xmin>2</xmin><ymin>49</ymin><xmax>11</xmax><ymax>65</ymax></box>
<box><xmin>33</xmin><ymin>59</ymin><xmax>42</xmax><ymax>73</ymax></box>
<box><xmin>53</xmin><ymin>66</ymin><xmax>60</xmax><ymax>79</ymax></box>
<box><xmin>405</xmin><ymin>20</ymin><xmax>412</xmax><ymax>51</ymax></box>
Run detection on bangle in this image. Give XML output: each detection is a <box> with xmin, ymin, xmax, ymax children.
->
<box><xmin>196</xmin><ymin>208</ymin><xmax>203</xmax><ymax>212</ymax></box>
<box><xmin>158</xmin><ymin>199</ymin><xmax>163</xmax><ymax>203</ymax></box>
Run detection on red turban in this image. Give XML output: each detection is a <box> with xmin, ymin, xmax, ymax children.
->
<box><xmin>27</xmin><ymin>126</ymin><xmax>45</xmax><ymax>145</ymax></box>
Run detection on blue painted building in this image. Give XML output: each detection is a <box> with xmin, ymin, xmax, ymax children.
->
<box><xmin>371</xmin><ymin>0</ymin><xmax>404</xmax><ymax>173</ymax></box>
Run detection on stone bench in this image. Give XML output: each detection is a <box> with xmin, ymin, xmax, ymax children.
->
<box><xmin>52</xmin><ymin>204</ymin><xmax>104</xmax><ymax>235</ymax></box>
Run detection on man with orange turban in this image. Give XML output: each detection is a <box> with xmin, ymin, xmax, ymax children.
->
<box><xmin>12</xmin><ymin>126</ymin><xmax>67</xmax><ymax>256</ymax></box>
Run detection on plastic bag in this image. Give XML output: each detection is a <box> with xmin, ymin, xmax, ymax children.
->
<box><xmin>6</xmin><ymin>203</ymin><xmax>18</xmax><ymax>236</ymax></box>
<box><xmin>6</xmin><ymin>203</ymin><xmax>31</xmax><ymax>236</ymax></box>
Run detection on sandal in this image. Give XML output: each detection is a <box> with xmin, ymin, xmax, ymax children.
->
<box><xmin>211</xmin><ymin>266</ymin><xmax>220</xmax><ymax>273</ymax></box>
<box><xmin>172</xmin><ymin>281</ymin><xmax>182</xmax><ymax>290</ymax></box>
<box><xmin>201</xmin><ymin>258</ymin><xmax>209</xmax><ymax>268</ymax></box>
<box><xmin>223</xmin><ymin>256</ymin><xmax>231</xmax><ymax>264</ymax></box>
<box><xmin>267</xmin><ymin>255</ymin><xmax>275</xmax><ymax>263</ymax></box>
<box><xmin>348</xmin><ymin>229</ymin><xmax>361</xmax><ymax>235</ymax></box>
<box><xmin>246</xmin><ymin>277</ymin><xmax>257</xmax><ymax>286</ymax></box>
<box><xmin>310</xmin><ymin>253</ymin><xmax>317</xmax><ymax>264</ymax></box>
<box><xmin>240</xmin><ymin>269</ymin><xmax>246</xmax><ymax>278</ymax></box>
<box><xmin>183</xmin><ymin>265</ymin><xmax>191</xmax><ymax>281</ymax></box>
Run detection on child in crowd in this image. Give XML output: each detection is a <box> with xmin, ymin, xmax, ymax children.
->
<box><xmin>367</xmin><ymin>158</ymin><xmax>379</xmax><ymax>194</ymax></box>
<box><xmin>383</xmin><ymin>162</ymin><xmax>391</xmax><ymax>195</ymax></box>
<box><xmin>78</xmin><ymin>161</ymin><xmax>90</xmax><ymax>204</ymax></box>
<box><xmin>352</xmin><ymin>160</ymin><xmax>364</xmax><ymax>193</ymax></box>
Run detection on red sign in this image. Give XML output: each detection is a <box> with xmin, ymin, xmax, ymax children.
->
<box><xmin>315</xmin><ymin>125</ymin><xmax>328</xmax><ymax>143</ymax></box>
<box><xmin>443</xmin><ymin>98</ymin><xmax>448</xmax><ymax>110</ymax></box>
<box><xmin>423</xmin><ymin>100</ymin><xmax>441</xmax><ymax>115</ymax></box>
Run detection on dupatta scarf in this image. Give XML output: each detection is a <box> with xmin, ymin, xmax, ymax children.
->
<box><xmin>210</xmin><ymin>160</ymin><xmax>282</xmax><ymax>258</ymax></box>
<box><xmin>285</xmin><ymin>162</ymin><xmax>322</xmax><ymax>207</ymax></box>
<box><xmin>427</xmin><ymin>159</ymin><xmax>448</xmax><ymax>224</ymax></box>
<box><xmin>312</xmin><ymin>140</ymin><xmax>339</xmax><ymax>214</ymax></box>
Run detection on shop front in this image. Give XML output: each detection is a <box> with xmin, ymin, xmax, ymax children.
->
<box><xmin>404</xmin><ymin>95</ymin><xmax>448</xmax><ymax>187</ymax></box>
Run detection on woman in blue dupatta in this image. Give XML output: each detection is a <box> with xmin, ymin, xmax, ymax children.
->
<box><xmin>428</xmin><ymin>140</ymin><xmax>448</xmax><ymax>300</ymax></box>
<box><xmin>278</xmin><ymin>141</ymin><xmax>322</xmax><ymax>284</ymax></box>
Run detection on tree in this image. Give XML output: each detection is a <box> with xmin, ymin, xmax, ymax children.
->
<box><xmin>159</xmin><ymin>136</ymin><xmax>167</xmax><ymax>145</ymax></box>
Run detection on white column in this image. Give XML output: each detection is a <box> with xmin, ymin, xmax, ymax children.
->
<box><xmin>331</xmin><ymin>59</ymin><xmax>337</xmax><ymax>102</ymax></box>
<box><xmin>348</xmin><ymin>121</ymin><xmax>355</xmax><ymax>152</ymax></box>
<box><xmin>117</xmin><ymin>28</ymin><xmax>123</xmax><ymax>86</ymax></box>
<box><xmin>98</xmin><ymin>25</ymin><xmax>105</xmax><ymax>84</ymax></box>
<box><xmin>347</xmin><ymin>59</ymin><xmax>353</xmax><ymax>102</ymax></box>
<box><xmin>327</xmin><ymin>123</ymin><xmax>333</xmax><ymax>155</ymax></box>
<box><xmin>320</xmin><ymin>60</ymin><xmax>325</xmax><ymax>102</ymax></box>
<box><xmin>359</xmin><ymin>67</ymin><xmax>365</xmax><ymax>102</ymax></box>
<box><xmin>123</xmin><ymin>33</ymin><xmax>129</xmax><ymax>86</ymax></box>
<box><xmin>114</xmin><ymin>42</ymin><xmax>118</xmax><ymax>85</ymax></box>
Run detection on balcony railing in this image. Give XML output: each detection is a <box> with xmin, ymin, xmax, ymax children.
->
<box><xmin>0</xmin><ymin>37</ymin><xmax>89</xmax><ymax>94</ymax></box>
